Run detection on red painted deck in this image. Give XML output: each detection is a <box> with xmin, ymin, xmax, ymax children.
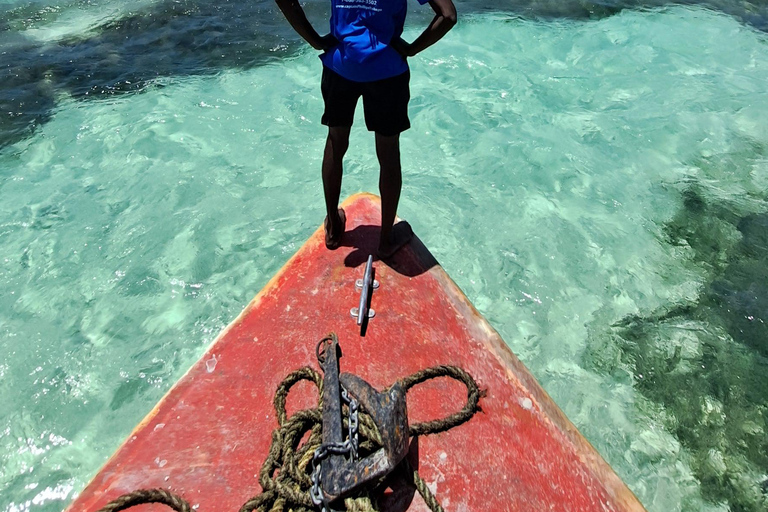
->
<box><xmin>67</xmin><ymin>193</ymin><xmax>646</xmax><ymax>512</ymax></box>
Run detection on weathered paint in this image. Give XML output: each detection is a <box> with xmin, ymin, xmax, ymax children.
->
<box><xmin>67</xmin><ymin>193</ymin><xmax>646</xmax><ymax>512</ymax></box>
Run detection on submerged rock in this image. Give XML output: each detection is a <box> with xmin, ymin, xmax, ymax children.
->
<box><xmin>589</xmin><ymin>186</ymin><xmax>768</xmax><ymax>512</ymax></box>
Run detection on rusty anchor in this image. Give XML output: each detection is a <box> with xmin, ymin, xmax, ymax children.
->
<box><xmin>311</xmin><ymin>335</ymin><xmax>409</xmax><ymax>509</ymax></box>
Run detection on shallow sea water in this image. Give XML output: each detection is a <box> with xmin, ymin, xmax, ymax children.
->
<box><xmin>1</xmin><ymin>2</ymin><xmax>768</xmax><ymax>512</ymax></box>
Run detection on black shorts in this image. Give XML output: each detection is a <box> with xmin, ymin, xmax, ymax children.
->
<box><xmin>321</xmin><ymin>67</ymin><xmax>411</xmax><ymax>136</ymax></box>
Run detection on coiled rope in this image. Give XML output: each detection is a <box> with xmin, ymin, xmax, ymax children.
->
<box><xmin>95</xmin><ymin>349</ymin><xmax>483</xmax><ymax>512</ymax></box>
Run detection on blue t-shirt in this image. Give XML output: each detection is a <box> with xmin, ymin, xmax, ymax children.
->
<box><xmin>320</xmin><ymin>0</ymin><xmax>430</xmax><ymax>82</ymax></box>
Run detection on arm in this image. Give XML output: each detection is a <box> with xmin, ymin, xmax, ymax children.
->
<box><xmin>392</xmin><ymin>0</ymin><xmax>457</xmax><ymax>58</ymax></box>
<box><xmin>275</xmin><ymin>0</ymin><xmax>337</xmax><ymax>51</ymax></box>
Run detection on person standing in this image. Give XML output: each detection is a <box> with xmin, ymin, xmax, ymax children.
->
<box><xmin>275</xmin><ymin>0</ymin><xmax>457</xmax><ymax>258</ymax></box>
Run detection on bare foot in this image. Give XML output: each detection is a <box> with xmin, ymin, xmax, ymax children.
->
<box><xmin>324</xmin><ymin>208</ymin><xmax>346</xmax><ymax>250</ymax></box>
<box><xmin>377</xmin><ymin>221</ymin><xmax>413</xmax><ymax>260</ymax></box>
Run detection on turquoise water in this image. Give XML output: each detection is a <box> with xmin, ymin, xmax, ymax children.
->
<box><xmin>2</xmin><ymin>2</ymin><xmax>768</xmax><ymax>511</ymax></box>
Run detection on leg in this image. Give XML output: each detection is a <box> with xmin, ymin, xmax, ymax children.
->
<box><xmin>375</xmin><ymin>133</ymin><xmax>411</xmax><ymax>258</ymax></box>
<box><xmin>361</xmin><ymin>71</ymin><xmax>413</xmax><ymax>258</ymax></box>
<box><xmin>322</xmin><ymin>126</ymin><xmax>351</xmax><ymax>248</ymax></box>
<box><xmin>320</xmin><ymin>67</ymin><xmax>360</xmax><ymax>249</ymax></box>
<box><xmin>376</xmin><ymin>132</ymin><xmax>401</xmax><ymax>245</ymax></box>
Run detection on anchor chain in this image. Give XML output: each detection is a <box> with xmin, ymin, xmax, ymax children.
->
<box><xmin>310</xmin><ymin>386</ymin><xmax>360</xmax><ymax>510</ymax></box>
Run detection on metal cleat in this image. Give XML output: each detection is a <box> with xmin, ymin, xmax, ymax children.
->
<box><xmin>351</xmin><ymin>255</ymin><xmax>377</xmax><ymax>326</ymax></box>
